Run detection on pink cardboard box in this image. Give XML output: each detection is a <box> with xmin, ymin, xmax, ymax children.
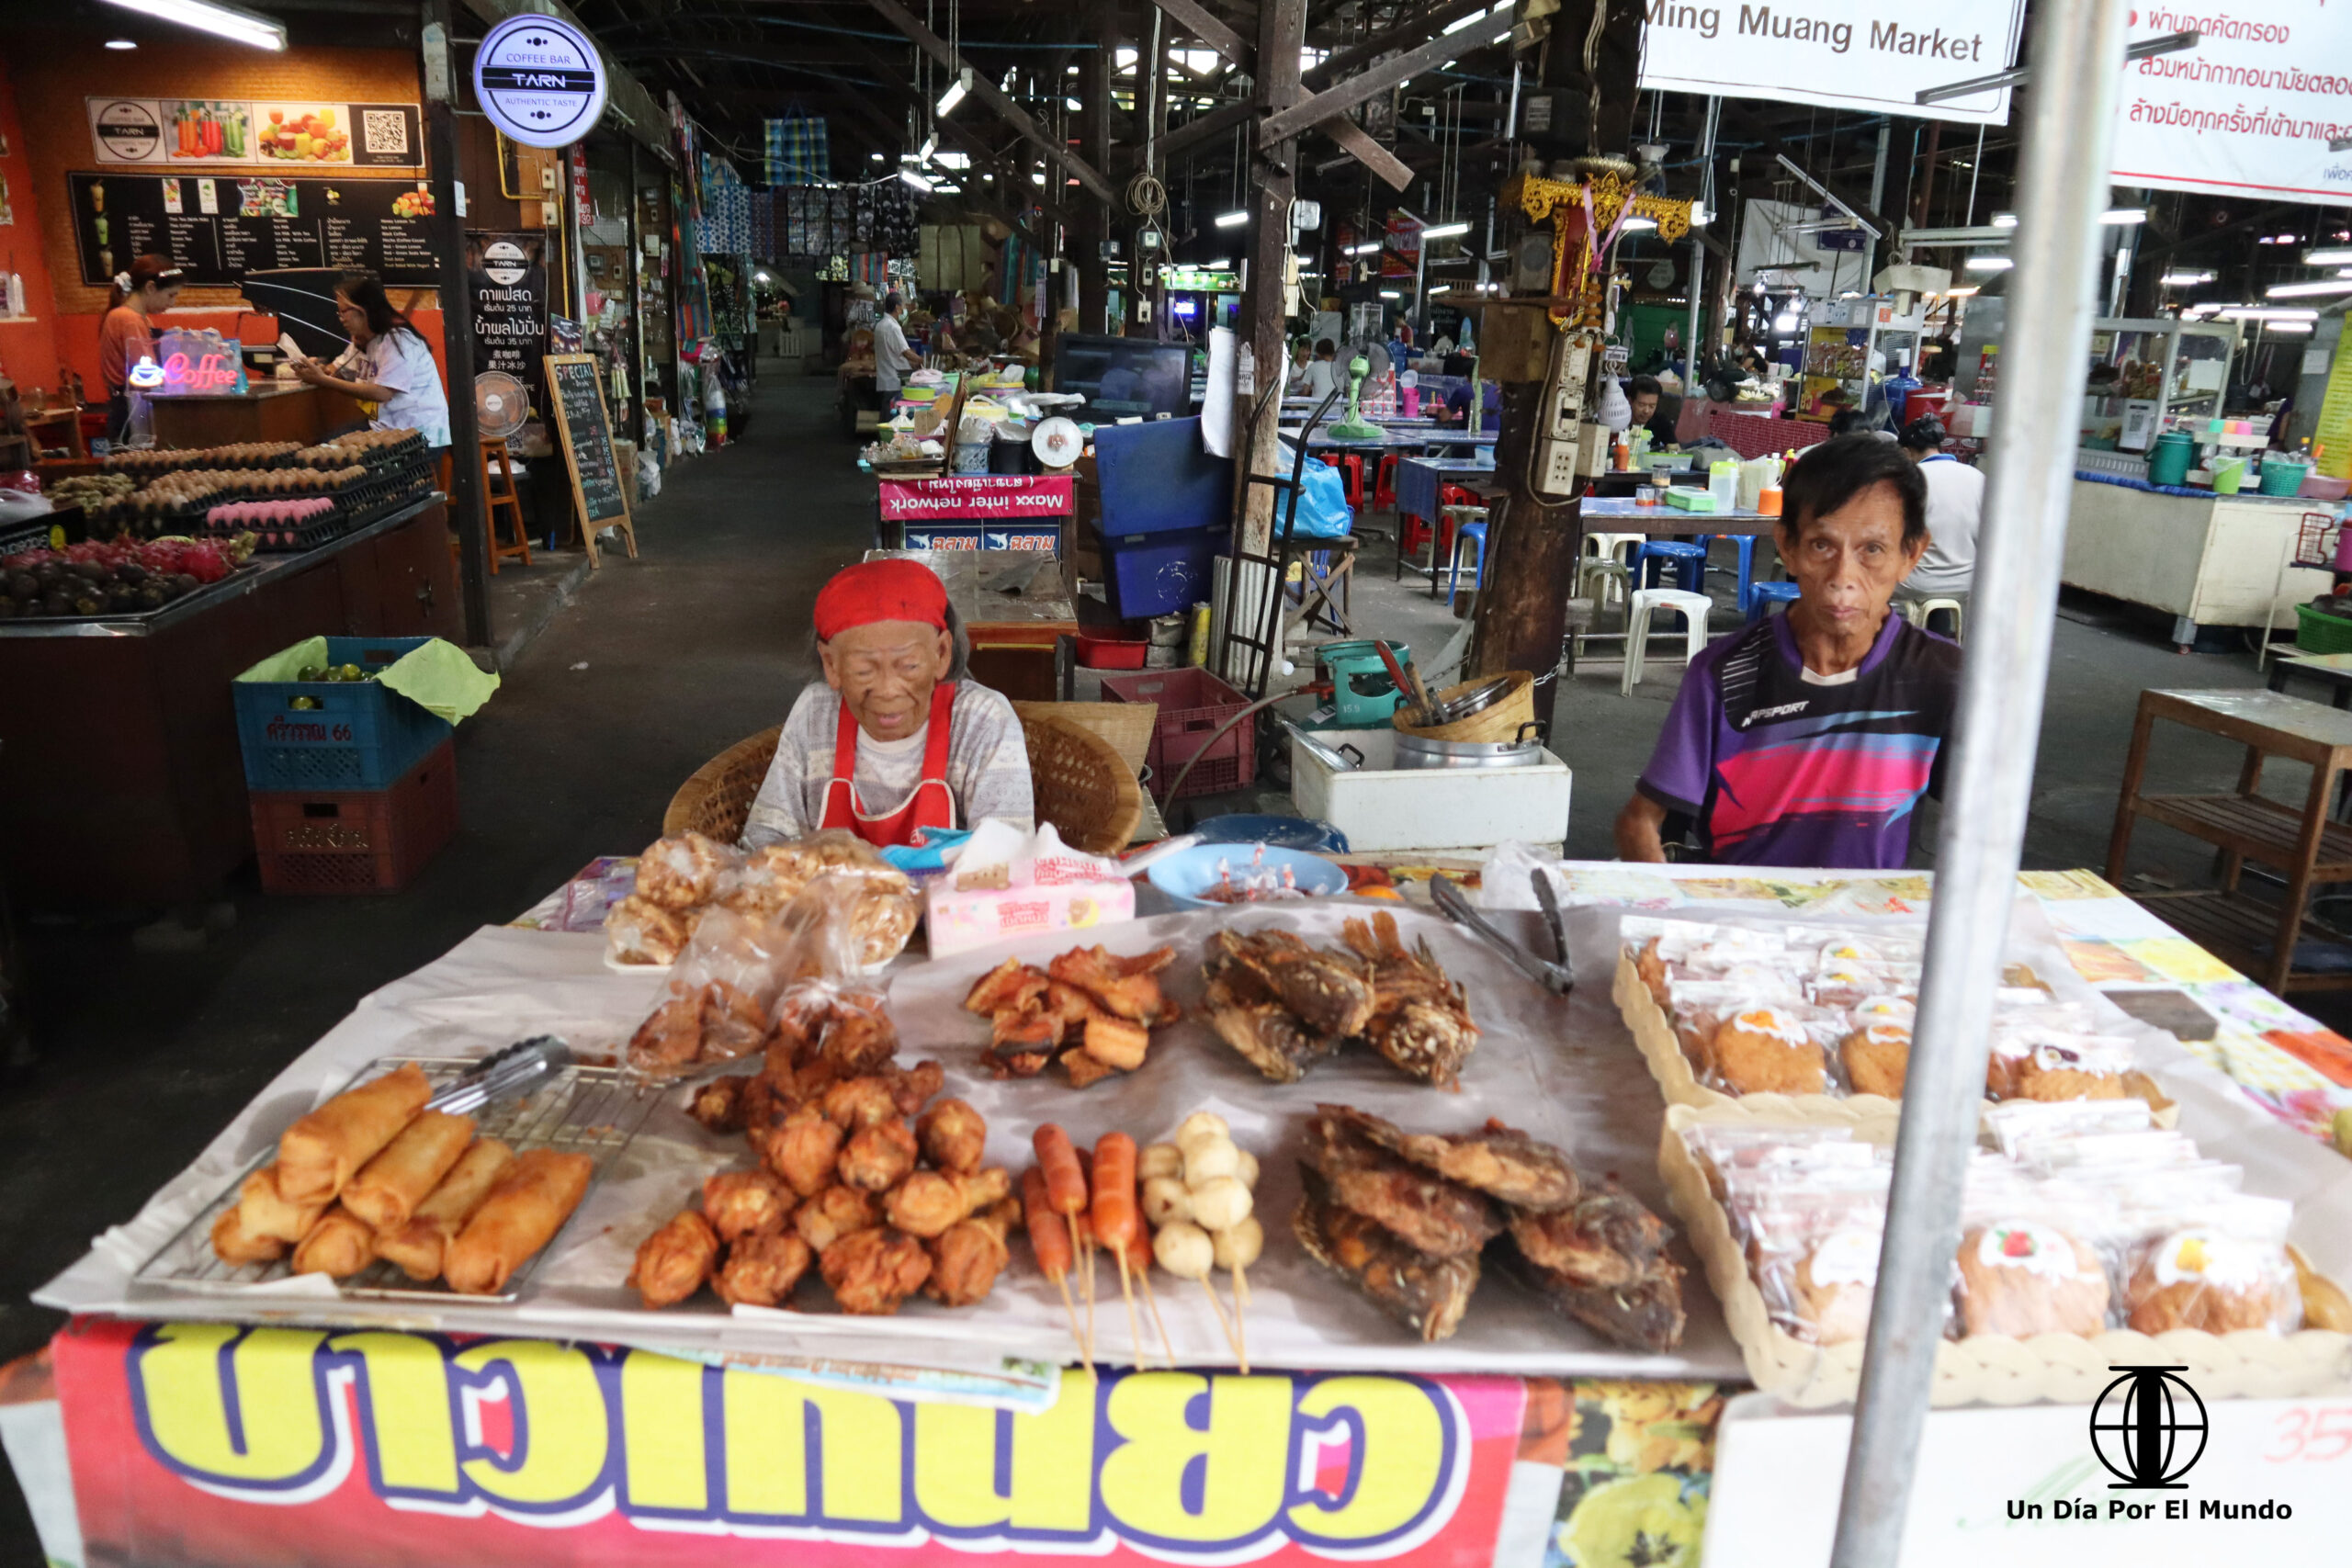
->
<box><xmin>924</xmin><ymin>877</ymin><xmax>1136</xmax><ymax>957</ymax></box>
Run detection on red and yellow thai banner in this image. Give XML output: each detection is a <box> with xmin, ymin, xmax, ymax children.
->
<box><xmin>53</xmin><ymin>1317</ymin><xmax>1526</xmax><ymax>1567</ymax></box>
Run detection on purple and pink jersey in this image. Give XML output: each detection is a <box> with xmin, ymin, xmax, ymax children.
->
<box><xmin>1635</xmin><ymin>610</ymin><xmax>1960</xmax><ymax>869</ymax></box>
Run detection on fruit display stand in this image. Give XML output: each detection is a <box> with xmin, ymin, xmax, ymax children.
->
<box><xmin>0</xmin><ymin>494</ymin><xmax>463</xmax><ymax>910</ymax></box>
<box><xmin>4</xmin><ymin>856</ymin><xmax>2346</xmax><ymax>1567</ymax></box>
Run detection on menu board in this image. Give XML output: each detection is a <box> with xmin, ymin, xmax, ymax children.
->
<box><xmin>67</xmin><ymin>172</ymin><xmax>438</xmax><ymax>288</ymax></box>
<box><xmin>544</xmin><ymin>354</ymin><xmax>638</xmax><ymax>566</ymax></box>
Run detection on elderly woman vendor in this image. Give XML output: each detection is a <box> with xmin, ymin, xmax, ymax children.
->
<box><xmin>741</xmin><ymin>559</ymin><xmax>1035</xmax><ymax>848</ymax></box>
<box><xmin>1614</xmin><ymin>435</ymin><xmax>1960</xmax><ymax>869</ymax></box>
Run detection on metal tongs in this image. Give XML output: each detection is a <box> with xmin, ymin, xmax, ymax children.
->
<box><xmin>429</xmin><ymin>1035</ymin><xmax>573</xmax><ymax>1114</ymax></box>
<box><xmin>1429</xmin><ymin>870</ymin><xmax>1575</xmax><ymax>996</ymax></box>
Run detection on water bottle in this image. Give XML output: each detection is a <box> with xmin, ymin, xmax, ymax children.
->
<box><xmin>1709</xmin><ymin>459</ymin><xmax>1739</xmax><ymax>512</ymax></box>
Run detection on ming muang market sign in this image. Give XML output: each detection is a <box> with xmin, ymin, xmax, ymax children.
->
<box><xmin>55</xmin><ymin>1318</ymin><xmax>1524</xmax><ymax>1566</ymax></box>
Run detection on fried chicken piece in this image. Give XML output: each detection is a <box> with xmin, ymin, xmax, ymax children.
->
<box><xmin>990</xmin><ymin>998</ymin><xmax>1061</xmax><ymax>1051</ymax></box>
<box><xmin>838</xmin><ymin>1118</ymin><xmax>919</xmax><ymax>1191</ymax></box>
<box><xmin>1502</xmin><ymin>1247</ymin><xmax>1688</xmax><ymax>1353</ymax></box>
<box><xmin>888</xmin><ymin>1059</ymin><xmax>944</xmax><ymax>1116</ymax></box>
<box><xmin>1304</xmin><ymin>1105</ymin><xmax>1498</xmax><ymax>1258</ymax></box>
<box><xmin>700</xmin><ymin>979</ymin><xmax>771</xmax><ymax>1061</ymax></box>
<box><xmin>1212</xmin><ymin>929</ymin><xmax>1376</xmax><ymax>1038</ymax></box>
<box><xmin>926</xmin><ymin>1217</ymin><xmax>1011</xmax><ymax>1306</ymax></box>
<box><xmin>688</xmin><ymin>1074</ymin><xmax>752</xmax><ymax>1134</ymax></box>
<box><xmin>1047</xmin><ymin>944</ymin><xmax>1178</xmax><ymax>1022</ymax></box>
<box><xmin>965</xmin><ymin>957</ymin><xmax>1048</xmax><ymax>1016</ymax></box>
<box><xmin>884</xmin><ymin>1167</ymin><xmax>1013</xmax><ymax>1239</ymax></box>
<box><xmin>814</xmin><ymin>995</ymin><xmax>901</xmax><ymax>1075</ymax></box>
<box><xmin>702</xmin><ymin>1168</ymin><xmax>791</xmax><ymax>1243</ymax></box>
<box><xmin>1081</xmin><ymin>1013</ymin><xmax>1151</xmax><ymax>1071</ymax></box>
<box><xmin>773</xmin><ymin>990</ymin><xmax>900</xmax><ymax>1076</ymax></box>
<box><xmin>713</xmin><ymin>1228</ymin><xmax>813</xmax><ymax>1309</ymax></box>
<box><xmin>1293</xmin><ymin>1169</ymin><xmax>1478</xmax><ymax>1342</ymax></box>
<box><xmin>629</xmin><ymin>1210</ymin><xmax>719</xmax><ymax>1308</ymax></box>
<box><xmin>820</xmin><ymin>1226</ymin><xmax>933</xmax><ymax>1315</ymax></box>
<box><xmin>762</xmin><ymin>1108</ymin><xmax>845</xmax><ymax>1198</ymax></box>
<box><xmin>1506</xmin><ymin>1184</ymin><xmax>1676</xmax><ymax>1290</ymax></box>
<box><xmin>1201</xmin><ymin>945</ymin><xmax>1344</xmax><ymax>1082</ymax></box>
<box><xmin>627</xmin><ymin>993</ymin><xmax>705</xmax><ymax>1074</ymax></box>
<box><xmin>1041</xmin><ymin>980</ymin><xmax>1105</xmax><ymax>1040</ymax></box>
<box><xmin>916</xmin><ymin>1097</ymin><xmax>987</xmax><ymax>1174</ymax></box>
<box><xmin>1062</xmin><ymin>1049</ymin><xmax>1119</xmax><ymax>1089</ymax></box>
<box><xmin>1351</xmin><ymin>1112</ymin><xmax>1579</xmax><ymax>1213</ymax></box>
<box><xmin>822</xmin><ymin>1074</ymin><xmax>904</xmax><ymax>1130</ymax></box>
<box><xmin>794</xmin><ymin>1183</ymin><xmax>878</xmax><ymax>1251</ymax></box>
<box><xmin>1343</xmin><ymin>913</ymin><xmax>1480</xmax><ymax>1089</ymax></box>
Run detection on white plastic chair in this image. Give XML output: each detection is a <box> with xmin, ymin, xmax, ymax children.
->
<box><xmin>1623</xmin><ymin>588</ymin><xmax>1715</xmax><ymax>695</ymax></box>
<box><xmin>1900</xmin><ymin>597</ymin><xmax>1966</xmax><ymax>642</ymax></box>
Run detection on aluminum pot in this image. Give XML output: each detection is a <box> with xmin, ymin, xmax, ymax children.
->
<box><xmin>1392</xmin><ymin>722</ymin><xmax>1547</xmax><ymax>771</ymax></box>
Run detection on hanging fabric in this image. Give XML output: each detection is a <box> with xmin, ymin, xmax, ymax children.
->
<box><xmin>765</xmin><ymin>111</ymin><xmax>829</xmax><ymax>187</ymax></box>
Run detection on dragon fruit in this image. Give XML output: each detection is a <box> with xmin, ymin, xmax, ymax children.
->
<box><xmin>181</xmin><ymin>542</ymin><xmax>231</xmax><ymax>584</ymax></box>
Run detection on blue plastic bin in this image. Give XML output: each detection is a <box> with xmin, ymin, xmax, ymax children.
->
<box><xmin>1103</xmin><ymin>525</ymin><xmax>1227</xmax><ymax>620</ymax></box>
<box><xmin>233</xmin><ymin>636</ymin><xmax>455</xmax><ymax>790</ymax></box>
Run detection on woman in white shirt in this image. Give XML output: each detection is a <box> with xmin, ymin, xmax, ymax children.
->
<box><xmin>293</xmin><ymin>269</ymin><xmax>452</xmax><ymax>452</ymax></box>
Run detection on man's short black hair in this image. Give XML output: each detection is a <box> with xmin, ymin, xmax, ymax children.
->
<box><xmin>1628</xmin><ymin>374</ymin><xmax>1662</xmax><ymax>399</ymax></box>
<box><xmin>1781</xmin><ymin>434</ymin><xmax>1928</xmax><ymax>548</ymax></box>
<box><xmin>1898</xmin><ymin>414</ymin><xmax>1948</xmax><ymax>452</ymax></box>
<box><xmin>1315</xmin><ymin>338</ymin><xmax>1336</xmax><ymax>356</ymax></box>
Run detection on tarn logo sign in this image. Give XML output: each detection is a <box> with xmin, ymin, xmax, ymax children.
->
<box><xmin>473</xmin><ymin>16</ymin><xmax>608</xmax><ymax>150</ymax></box>
<box><xmin>2089</xmin><ymin>1365</ymin><xmax>2207</xmax><ymax>1489</ymax></box>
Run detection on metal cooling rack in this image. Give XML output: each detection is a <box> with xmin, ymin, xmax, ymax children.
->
<box><xmin>133</xmin><ymin>1054</ymin><xmax>664</xmax><ymax>1303</ymax></box>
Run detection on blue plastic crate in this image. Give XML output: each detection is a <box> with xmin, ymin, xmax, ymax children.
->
<box><xmin>233</xmin><ymin>636</ymin><xmax>455</xmax><ymax>791</ymax></box>
<box><xmin>1103</xmin><ymin>525</ymin><xmax>1227</xmax><ymax>620</ymax></box>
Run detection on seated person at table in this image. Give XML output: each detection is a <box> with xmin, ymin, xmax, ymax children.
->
<box><xmin>1625</xmin><ymin>374</ymin><xmax>1679</xmax><ymax>449</ymax></box>
<box><xmin>742</xmin><ymin>559</ymin><xmax>1035</xmax><ymax>850</ymax></box>
<box><xmin>1614</xmin><ymin>435</ymin><xmax>1958</xmax><ymax>870</ymax></box>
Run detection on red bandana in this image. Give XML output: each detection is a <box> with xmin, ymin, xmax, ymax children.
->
<box><xmin>813</xmin><ymin>559</ymin><xmax>950</xmax><ymax>640</ymax></box>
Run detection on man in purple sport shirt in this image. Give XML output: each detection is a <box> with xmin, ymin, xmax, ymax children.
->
<box><xmin>1614</xmin><ymin>434</ymin><xmax>1962</xmax><ymax>870</ymax></box>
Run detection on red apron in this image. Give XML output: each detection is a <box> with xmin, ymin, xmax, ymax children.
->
<box><xmin>817</xmin><ymin>682</ymin><xmax>959</xmax><ymax>848</ymax></box>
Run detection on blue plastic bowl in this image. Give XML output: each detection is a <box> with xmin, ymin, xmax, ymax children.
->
<box><xmin>1147</xmin><ymin>844</ymin><xmax>1351</xmax><ymax>910</ymax></box>
<box><xmin>1189</xmin><ymin>813</ymin><xmax>1352</xmax><ymax>854</ymax></box>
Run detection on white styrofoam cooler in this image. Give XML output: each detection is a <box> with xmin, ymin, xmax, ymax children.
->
<box><xmin>1288</xmin><ymin>728</ymin><xmax>1572</xmax><ymax>853</ymax></box>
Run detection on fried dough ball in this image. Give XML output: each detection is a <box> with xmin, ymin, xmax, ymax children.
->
<box><xmin>926</xmin><ymin>1217</ymin><xmax>1011</xmax><ymax>1306</ymax></box>
<box><xmin>701</xmin><ymin>1168</ymin><xmax>790</xmax><ymax>1243</ymax></box>
<box><xmin>630</xmin><ymin>1210</ymin><xmax>719</xmax><ymax>1308</ymax></box>
<box><xmin>820</xmin><ymin>1226</ymin><xmax>933</xmax><ymax>1315</ymax></box>
<box><xmin>714</xmin><ymin>1229</ymin><xmax>813</xmax><ymax>1308</ymax></box>
<box><xmin>794</xmin><ymin>1184</ymin><xmax>879</xmax><ymax>1252</ymax></box>
<box><xmin>884</xmin><ymin>1167</ymin><xmax>1013</xmax><ymax>1239</ymax></box>
<box><xmin>916</xmin><ymin>1097</ymin><xmax>987</xmax><ymax>1174</ymax></box>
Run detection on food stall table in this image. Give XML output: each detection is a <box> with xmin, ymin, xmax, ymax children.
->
<box><xmin>0</xmin><ymin>495</ymin><xmax>464</xmax><ymax>909</ymax></box>
<box><xmin>2061</xmin><ymin>470</ymin><xmax>2327</xmax><ymax>649</ymax></box>
<box><xmin>149</xmin><ymin>383</ymin><xmax>368</xmax><ymax>450</ymax></box>
<box><xmin>15</xmin><ymin>857</ymin><xmax>2347</xmax><ymax>1566</ymax></box>
<box><xmin>865</xmin><ymin>547</ymin><xmax>1077</xmax><ymax>701</ymax></box>
<box><xmin>2267</xmin><ymin>649</ymin><xmax>2352</xmax><ymax>709</ymax></box>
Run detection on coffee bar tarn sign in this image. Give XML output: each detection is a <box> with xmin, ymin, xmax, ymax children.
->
<box><xmin>2109</xmin><ymin>3</ymin><xmax>2352</xmax><ymax>205</ymax></box>
<box><xmin>86</xmin><ymin>98</ymin><xmax>422</xmax><ymax>168</ymax></box>
<box><xmin>1637</xmin><ymin>0</ymin><xmax>2029</xmax><ymax>124</ymax></box>
<box><xmin>468</xmin><ymin>232</ymin><xmax>549</xmax><ymax>409</ymax></box>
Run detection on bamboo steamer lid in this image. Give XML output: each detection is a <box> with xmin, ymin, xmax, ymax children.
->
<box><xmin>1392</xmin><ymin>670</ymin><xmax>1537</xmax><ymax>743</ymax></box>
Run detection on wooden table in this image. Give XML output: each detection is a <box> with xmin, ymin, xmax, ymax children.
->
<box><xmin>151</xmin><ymin>383</ymin><xmax>366</xmax><ymax>449</ymax></box>
<box><xmin>0</xmin><ymin>496</ymin><xmax>463</xmax><ymax>910</ymax></box>
<box><xmin>863</xmin><ymin>548</ymin><xmax>1078</xmax><ymax>701</ymax></box>
<box><xmin>2107</xmin><ymin>687</ymin><xmax>2352</xmax><ymax>993</ymax></box>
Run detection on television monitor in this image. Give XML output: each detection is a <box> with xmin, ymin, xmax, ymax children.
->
<box><xmin>1052</xmin><ymin>333</ymin><xmax>1190</xmax><ymax>419</ymax></box>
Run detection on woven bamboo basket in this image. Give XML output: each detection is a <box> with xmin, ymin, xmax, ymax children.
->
<box><xmin>1657</xmin><ymin>1100</ymin><xmax>2352</xmax><ymax>1406</ymax></box>
<box><xmin>1021</xmin><ymin>712</ymin><xmax>1142</xmax><ymax>854</ymax></box>
<box><xmin>1393</xmin><ymin>670</ymin><xmax>1537</xmax><ymax>743</ymax></box>
<box><xmin>1013</xmin><ymin>699</ymin><xmax>1156</xmax><ymax>777</ymax></box>
<box><xmin>663</xmin><ymin>727</ymin><xmax>782</xmax><ymax>840</ymax></box>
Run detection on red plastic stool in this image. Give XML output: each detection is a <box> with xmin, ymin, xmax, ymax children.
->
<box><xmin>1374</xmin><ymin>453</ymin><xmax>1399</xmax><ymax>511</ymax></box>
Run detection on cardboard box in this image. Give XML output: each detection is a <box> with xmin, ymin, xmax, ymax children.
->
<box><xmin>925</xmin><ymin>877</ymin><xmax>1136</xmax><ymax>957</ymax></box>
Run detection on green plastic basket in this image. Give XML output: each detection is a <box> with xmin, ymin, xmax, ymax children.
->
<box><xmin>2294</xmin><ymin>601</ymin><xmax>2352</xmax><ymax>654</ymax></box>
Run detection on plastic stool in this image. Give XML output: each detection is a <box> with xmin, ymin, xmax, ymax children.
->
<box><xmin>1705</xmin><ymin>534</ymin><xmax>1759</xmax><ymax>614</ymax></box>
<box><xmin>1623</xmin><ymin>589</ymin><xmax>1715</xmax><ymax>695</ymax></box>
<box><xmin>1746</xmin><ymin>581</ymin><xmax>1803</xmax><ymax>621</ymax></box>
<box><xmin>1577</xmin><ymin>532</ymin><xmax>1643</xmax><ymax>611</ymax></box>
<box><xmin>1633</xmin><ymin>538</ymin><xmax>1708</xmax><ymax>592</ymax></box>
<box><xmin>1442</xmin><ymin>509</ymin><xmax>1489</xmax><ymax>600</ymax></box>
<box><xmin>1903</xmin><ymin>596</ymin><xmax>1965</xmax><ymax>640</ymax></box>
<box><xmin>1373</xmin><ymin>453</ymin><xmax>1399</xmax><ymax>511</ymax></box>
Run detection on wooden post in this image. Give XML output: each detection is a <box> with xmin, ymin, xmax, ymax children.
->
<box><xmin>1079</xmin><ymin>12</ymin><xmax>1116</xmax><ymax>334</ymax></box>
<box><xmin>1469</xmin><ymin>383</ymin><xmax>1581</xmax><ymax>682</ymax></box>
<box><xmin>1237</xmin><ymin>0</ymin><xmax>1306</xmax><ymax>558</ymax></box>
<box><xmin>421</xmin><ymin>0</ymin><xmax>489</xmax><ymax>649</ymax></box>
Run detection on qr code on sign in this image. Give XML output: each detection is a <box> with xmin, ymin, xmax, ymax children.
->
<box><xmin>361</xmin><ymin>109</ymin><xmax>410</xmax><ymax>157</ymax></box>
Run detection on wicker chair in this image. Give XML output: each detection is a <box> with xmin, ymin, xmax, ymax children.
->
<box><xmin>660</xmin><ymin>709</ymin><xmax>1141</xmax><ymax>852</ymax></box>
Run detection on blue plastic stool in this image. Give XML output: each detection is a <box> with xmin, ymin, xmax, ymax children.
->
<box><xmin>1705</xmin><ymin>535</ymin><xmax>1761</xmax><ymax>614</ymax></box>
<box><xmin>1747</xmin><ymin>581</ymin><xmax>1802</xmax><ymax>620</ymax></box>
<box><xmin>1633</xmin><ymin>539</ymin><xmax>1708</xmax><ymax>592</ymax></box>
<box><xmin>1445</xmin><ymin>520</ymin><xmax>1489</xmax><ymax>600</ymax></box>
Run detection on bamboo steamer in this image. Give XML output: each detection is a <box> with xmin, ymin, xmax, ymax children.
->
<box><xmin>1391</xmin><ymin>670</ymin><xmax>1538</xmax><ymax>743</ymax></box>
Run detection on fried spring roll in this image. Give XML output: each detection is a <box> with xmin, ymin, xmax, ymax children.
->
<box><xmin>444</xmin><ymin>1149</ymin><xmax>594</xmax><ymax>1296</ymax></box>
<box><xmin>211</xmin><ymin>1203</ymin><xmax>286</xmax><ymax>1267</ymax></box>
<box><xmin>341</xmin><ymin>1111</ymin><xmax>476</xmax><ymax>1232</ymax></box>
<box><xmin>290</xmin><ymin>1204</ymin><xmax>376</xmax><ymax>1278</ymax></box>
<box><xmin>375</xmin><ymin>1138</ymin><xmax>514</xmax><ymax>1281</ymax></box>
<box><xmin>236</xmin><ymin>1164</ymin><xmax>329</xmax><ymax>1245</ymax></box>
<box><xmin>277</xmin><ymin>1063</ymin><xmax>433</xmax><ymax>1203</ymax></box>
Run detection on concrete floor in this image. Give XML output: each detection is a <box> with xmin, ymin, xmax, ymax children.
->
<box><xmin>0</xmin><ymin>368</ymin><xmax>2335</xmax><ymax>1554</ymax></box>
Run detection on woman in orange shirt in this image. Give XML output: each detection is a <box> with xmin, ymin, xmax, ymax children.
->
<box><xmin>99</xmin><ymin>254</ymin><xmax>184</xmax><ymax>443</ymax></box>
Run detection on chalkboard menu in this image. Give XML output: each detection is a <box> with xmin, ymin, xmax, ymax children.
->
<box><xmin>68</xmin><ymin>171</ymin><xmax>437</xmax><ymax>287</ymax></box>
<box><xmin>544</xmin><ymin>353</ymin><xmax>638</xmax><ymax>566</ymax></box>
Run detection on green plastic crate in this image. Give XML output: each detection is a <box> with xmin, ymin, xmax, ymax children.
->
<box><xmin>2294</xmin><ymin>601</ymin><xmax>2352</xmax><ymax>655</ymax></box>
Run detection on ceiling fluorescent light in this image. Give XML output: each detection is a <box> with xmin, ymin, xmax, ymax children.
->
<box><xmin>1991</xmin><ymin>212</ymin><xmax>2019</xmax><ymax>228</ymax></box>
<box><xmin>1419</xmin><ymin>220</ymin><xmax>1471</xmax><ymax>239</ymax></box>
<box><xmin>1214</xmin><ymin>209</ymin><xmax>1248</xmax><ymax>228</ymax></box>
<box><xmin>106</xmin><ymin>37</ymin><xmax>138</xmax><ymax>49</ymax></box>
<box><xmin>1621</xmin><ymin>216</ymin><xmax>1658</xmax><ymax>232</ymax></box>
<box><xmin>1379</xmin><ymin>289</ymin><xmax>1400</xmax><ymax>299</ymax></box>
<box><xmin>899</xmin><ymin>169</ymin><xmax>933</xmax><ymax>193</ymax></box>
<box><xmin>1348</xmin><ymin>241</ymin><xmax>1383</xmax><ymax>255</ymax></box>
<box><xmin>2263</xmin><ymin>320</ymin><xmax>2314</xmax><ymax>333</ymax></box>
<box><xmin>2160</xmin><ymin>270</ymin><xmax>2214</xmax><ymax>286</ymax></box>
<box><xmin>2266</xmin><ymin>279</ymin><xmax>2352</xmax><ymax>298</ymax></box>
<box><xmin>936</xmin><ymin>69</ymin><xmax>971</xmax><ymax>118</ymax></box>
<box><xmin>1963</xmin><ymin>255</ymin><xmax>2014</xmax><ymax>272</ymax></box>
<box><xmin>100</xmin><ymin>0</ymin><xmax>284</xmax><ymax>50</ymax></box>
<box><xmin>2304</xmin><ymin>247</ymin><xmax>2352</xmax><ymax>266</ymax></box>
<box><xmin>2217</xmin><ymin>306</ymin><xmax>2317</xmax><ymax>321</ymax></box>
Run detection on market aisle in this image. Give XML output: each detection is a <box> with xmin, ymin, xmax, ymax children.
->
<box><xmin>0</xmin><ymin>371</ymin><xmax>870</xmax><ymax>1371</ymax></box>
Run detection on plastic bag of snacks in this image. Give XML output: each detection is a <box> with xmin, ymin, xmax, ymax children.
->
<box><xmin>764</xmin><ymin>875</ymin><xmax>900</xmax><ymax>1081</ymax></box>
<box><xmin>626</xmin><ymin>904</ymin><xmax>814</xmax><ymax>1079</ymax></box>
<box><xmin>2120</xmin><ymin>1193</ymin><xmax>2301</xmax><ymax>1336</ymax></box>
<box><xmin>1747</xmin><ymin>1178</ymin><xmax>1893</xmax><ymax>1346</ymax></box>
<box><xmin>1951</xmin><ymin>1167</ymin><xmax>2116</xmax><ymax>1340</ymax></box>
<box><xmin>720</xmin><ymin>829</ymin><xmax>920</xmax><ymax>968</ymax></box>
